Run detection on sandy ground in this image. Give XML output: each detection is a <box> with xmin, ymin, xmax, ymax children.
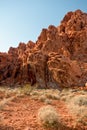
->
<box><xmin>0</xmin><ymin>89</ymin><xmax>87</xmax><ymax>130</ymax></box>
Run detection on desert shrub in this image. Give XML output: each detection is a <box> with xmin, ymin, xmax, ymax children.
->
<box><xmin>76</xmin><ymin>114</ymin><xmax>87</xmax><ymax>126</ymax></box>
<box><xmin>67</xmin><ymin>94</ymin><xmax>87</xmax><ymax>129</ymax></box>
<box><xmin>30</xmin><ymin>91</ymin><xmax>39</xmax><ymax>96</ymax></box>
<box><xmin>38</xmin><ymin>105</ymin><xmax>64</xmax><ymax>129</ymax></box>
<box><xmin>44</xmin><ymin>99</ymin><xmax>52</xmax><ymax>105</ymax></box>
<box><xmin>46</xmin><ymin>93</ymin><xmax>60</xmax><ymax>100</ymax></box>
<box><xmin>30</xmin><ymin>89</ymin><xmax>60</xmax><ymax>102</ymax></box>
<box><xmin>59</xmin><ymin>88</ymin><xmax>76</xmax><ymax>102</ymax></box>
<box><xmin>17</xmin><ymin>84</ymin><xmax>33</xmax><ymax>95</ymax></box>
<box><xmin>73</xmin><ymin>114</ymin><xmax>87</xmax><ymax>129</ymax></box>
<box><xmin>30</xmin><ymin>94</ymin><xmax>39</xmax><ymax>101</ymax></box>
<box><xmin>73</xmin><ymin>95</ymin><xmax>87</xmax><ymax>106</ymax></box>
<box><xmin>68</xmin><ymin>95</ymin><xmax>87</xmax><ymax>115</ymax></box>
<box><xmin>39</xmin><ymin>95</ymin><xmax>47</xmax><ymax>102</ymax></box>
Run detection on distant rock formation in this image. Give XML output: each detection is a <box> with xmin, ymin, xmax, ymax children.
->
<box><xmin>0</xmin><ymin>9</ymin><xmax>87</xmax><ymax>89</ymax></box>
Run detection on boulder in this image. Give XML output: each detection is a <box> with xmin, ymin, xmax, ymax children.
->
<box><xmin>0</xmin><ymin>10</ymin><xmax>87</xmax><ymax>89</ymax></box>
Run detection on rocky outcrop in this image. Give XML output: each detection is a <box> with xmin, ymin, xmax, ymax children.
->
<box><xmin>0</xmin><ymin>10</ymin><xmax>87</xmax><ymax>89</ymax></box>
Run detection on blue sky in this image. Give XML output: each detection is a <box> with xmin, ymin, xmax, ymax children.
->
<box><xmin>0</xmin><ymin>0</ymin><xmax>87</xmax><ymax>52</ymax></box>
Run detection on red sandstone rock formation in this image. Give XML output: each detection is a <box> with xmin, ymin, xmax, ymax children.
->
<box><xmin>0</xmin><ymin>9</ymin><xmax>87</xmax><ymax>89</ymax></box>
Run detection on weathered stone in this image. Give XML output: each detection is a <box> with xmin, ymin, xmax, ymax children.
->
<box><xmin>0</xmin><ymin>10</ymin><xmax>87</xmax><ymax>89</ymax></box>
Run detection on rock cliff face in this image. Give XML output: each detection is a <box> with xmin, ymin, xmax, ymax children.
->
<box><xmin>0</xmin><ymin>9</ymin><xmax>87</xmax><ymax>89</ymax></box>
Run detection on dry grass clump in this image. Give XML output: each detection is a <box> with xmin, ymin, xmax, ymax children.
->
<box><xmin>68</xmin><ymin>95</ymin><xmax>87</xmax><ymax>115</ymax></box>
<box><xmin>59</xmin><ymin>88</ymin><xmax>77</xmax><ymax>102</ymax></box>
<box><xmin>0</xmin><ymin>96</ymin><xmax>16</xmax><ymax>110</ymax></box>
<box><xmin>38</xmin><ymin>95</ymin><xmax>47</xmax><ymax>102</ymax></box>
<box><xmin>32</xmin><ymin>94</ymin><xmax>52</xmax><ymax>104</ymax></box>
<box><xmin>73</xmin><ymin>95</ymin><xmax>87</xmax><ymax>106</ymax></box>
<box><xmin>44</xmin><ymin>99</ymin><xmax>52</xmax><ymax>105</ymax></box>
<box><xmin>67</xmin><ymin>94</ymin><xmax>87</xmax><ymax>129</ymax></box>
<box><xmin>38</xmin><ymin>105</ymin><xmax>65</xmax><ymax>130</ymax></box>
<box><xmin>17</xmin><ymin>84</ymin><xmax>34</xmax><ymax>96</ymax></box>
<box><xmin>59</xmin><ymin>88</ymin><xmax>87</xmax><ymax>103</ymax></box>
<box><xmin>75</xmin><ymin>114</ymin><xmax>87</xmax><ymax>128</ymax></box>
<box><xmin>0</xmin><ymin>86</ymin><xmax>20</xmax><ymax>98</ymax></box>
<box><xmin>45</xmin><ymin>93</ymin><xmax>60</xmax><ymax>100</ymax></box>
<box><xmin>59</xmin><ymin>88</ymin><xmax>87</xmax><ymax>129</ymax></box>
<box><xmin>30</xmin><ymin>88</ymin><xmax>60</xmax><ymax>102</ymax></box>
